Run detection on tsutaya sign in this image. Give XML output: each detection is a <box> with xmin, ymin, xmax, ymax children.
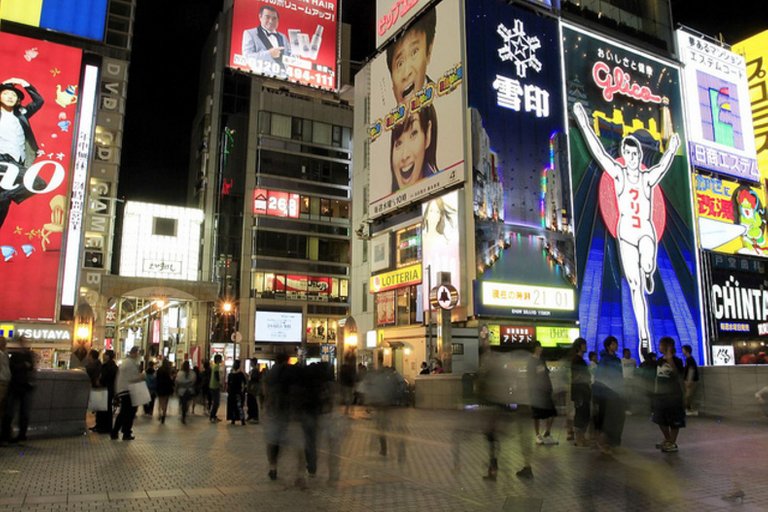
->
<box><xmin>375</xmin><ymin>0</ymin><xmax>431</xmax><ymax>49</ymax></box>
<box><xmin>369</xmin><ymin>263</ymin><xmax>422</xmax><ymax>293</ymax></box>
<box><xmin>0</xmin><ymin>323</ymin><xmax>71</xmax><ymax>342</ymax></box>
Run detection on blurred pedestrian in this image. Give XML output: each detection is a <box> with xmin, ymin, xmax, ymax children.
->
<box><xmin>570</xmin><ymin>338</ymin><xmax>592</xmax><ymax>447</ymax></box>
<box><xmin>191</xmin><ymin>365</ymin><xmax>202</xmax><ymax>415</ymax></box>
<box><xmin>209</xmin><ymin>354</ymin><xmax>224</xmax><ymax>423</ymax></box>
<box><xmin>652</xmin><ymin>337</ymin><xmax>686</xmax><ymax>453</ymax></box>
<box><xmin>143</xmin><ymin>361</ymin><xmax>157</xmax><ymax>416</ymax></box>
<box><xmin>111</xmin><ymin>346</ymin><xmax>143</xmax><ymax>441</ymax></box>
<box><xmin>263</xmin><ymin>353</ymin><xmax>294</xmax><ymax>481</ymax></box>
<box><xmin>366</xmin><ymin>367</ymin><xmax>406</xmax><ymax>462</ymax></box>
<box><xmin>246</xmin><ymin>358</ymin><xmax>261</xmax><ymax>423</ymax></box>
<box><xmin>0</xmin><ymin>337</ymin><xmax>11</xmax><ymax>428</ymax></box>
<box><xmin>201</xmin><ymin>360</ymin><xmax>212</xmax><ymax>414</ymax></box>
<box><xmin>85</xmin><ymin>349</ymin><xmax>102</xmax><ymax>387</ymax></box>
<box><xmin>94</xmin><ymin>350</ymin><xmax>117</xmax><ymax>434</ymax></box>
<box><xmin>339</xmin><ymin>353</ymin><xmax>356</xmax><ymax>415</ymax></box>
<box><xmin>419</xmin><ymin>361</ymin><xmax>430</xmax><ymax>375</ymax></box>
<box><xmin>528</xmin><ymin>341</ymin><xmax>558</xmax><ymax>445</ymax></box>
<box><xmin>227</xmin><ymin>359</ymin><xmax>247</xmax><ymax>425</ymax></box>
<box><xmin>156</xmin><ymin>359</ymin><xmax>174</xmax><ymax>424</ymax></box>
<box><xmin>593</xmin><ymin>336</ymin><xmax>625</xmax><ymax>454</ymax></box>
<box><xmin>1</xmin><ymin>336</ymin><xmax>35</xmax><ymax>443</ymax></box>
<box><xmin>621</xmin><ymin>348</ymin><xmax>637</xmax><ymax>414</ymax></box>
<box><xmin>682</xmin><ymin>344</ymin><xmax>699</xmax><ymax>416</ymax></box>
<box><xmin>175</xmin><ymin>361</ymin><xmax>195</xmax><ymax>424</ymax></box>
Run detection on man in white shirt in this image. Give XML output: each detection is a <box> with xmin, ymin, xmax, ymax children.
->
<box><xmin>241</xmin><ymin>5</ymin><xmax>291</xmax><ymax>78</ymax></box>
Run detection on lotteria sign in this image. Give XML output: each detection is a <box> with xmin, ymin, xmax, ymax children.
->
<box><xmin>370</xmin><ymin>263</ymin><xmax>422</xmax><ymax>293</ymax></box>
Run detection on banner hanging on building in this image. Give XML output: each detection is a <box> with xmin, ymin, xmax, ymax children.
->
<box><xmin>733</xmin><ymin>31</ymin><xmax>768</xmax><ymax>182</ymax></box>
<box><xmin>564</xmin><ymin>24</ymin><xmax>702</xmax><ymax>361</ymax></box>
<box><xmin>0</xmin><ymin>33</ymin><xmax>82</xmax><ymax>321</ymax></box>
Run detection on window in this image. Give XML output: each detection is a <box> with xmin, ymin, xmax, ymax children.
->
<box><xmin>363</xmin><ymin>186</ymin><xmax>368</xmax><ymax>215</ymax></box>
<box><xmin>153</xmin><ymin>217</ymin><xmax>176</xmax><ymax>236</ymax></box>
<box><xmin>270</xmin><ymin>114</ymin><xmax>291</xmax><ymax>138</ymax></box>
<box><xmin>362</xmin><ymin>240</ymin><xmax>368</xmax><ymax>263</ymax></box>
<box><xmin>312</xmin><ymin>121</ymin><xmax>332</xmax><ymax>145</ymax></box>
<box><xmin>291</xmin><ymin>117</ymin><xmax>303</xmax><ymax>140</ymax></box>
<box><xmin>259</xmin><ymin>111</ymin><xmax>271</xmax><ymax>134</ymax></box>
<box><xmin>362</xmin><ymin>283</ymin><xmax>368</xmax><ymax>312</ymax></box>
<box><xmin>395</xmin><ymin>225</ymin><xmax>421</xmax><ymax>267</ymax></box>
<box><xmin>332</xmin><ymin>125</ymin><xmax>342</xmax><ymax>147</ymax></box>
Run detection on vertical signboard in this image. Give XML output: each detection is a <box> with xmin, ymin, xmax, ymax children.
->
<box><xmin>421</xmin><ymin>189</ymin><xmax>461</xmax><ymax>310</ymax></box>
<box><xmin>694</xmin><ymin>172</ymin><xmax>768</xmax><ymax>255</ymax></box>
<box><xmin>367</xmin><ymin>0</ymin><xmax>465</xmax><ymax>219</ymax></box>
<box><xmin>564</xmin><ymin>25</ymin><xmax>702</xmax><ymax>361</ymax></box>
<box><xmin>467</xmin><ymin>0</ymin><xmax>576</xmax><ymax>321</ymax></box>
<box><xmin>676</xmin><ymin>30</ymin><xmax>759</xmax><ymax>181</ymax></box>
<box><xmin>733</xmin><ymin>31</ymin><xmax>768</xmax><ymax>182</ymax></box>
<box><xmin>375</xmin><ymin>0</ymin><xmax>432</xmax><ymax>50</ymax></box>
<box><xmin>0</xmin><ymin>33</ymin><xmax>82</xmax><ymax>321</ymax></box>
<box><xmin>229</xmin><ymin>0</ymin><xmax>338</xmax><ymax>91</ymax></box>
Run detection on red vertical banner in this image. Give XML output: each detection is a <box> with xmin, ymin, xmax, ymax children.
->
<box><xmin>0</xmin><ymin>33</ymin><xmax>82</xmax><ymax>321</ymax></box>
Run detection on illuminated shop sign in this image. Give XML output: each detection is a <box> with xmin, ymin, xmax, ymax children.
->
<box><xmin>480</xmin><ymin>281</ymin><xmax>575</xmax><ymax>313</ymax></box>
<box><xmin>536</xmin><ymin>326</ymin><xmax>580</xmax><ymax>348</ymax></box>
<box><xmin>370</xmin><ymin>263</ymin><xmax>422</xmax><ymax>293</ymax></box>
<box><xmin>708</xmin><ymin>252</ymin><xmax>768</xmax><ymax>338</ymax></box>
<box><xmin>0</xmin><ymin>33</ymin><xmax>82</xmax><ymax>321</ymax></box>
<box><xmin>487</xmin><ymin>325</ymin><xmax>535</xmax><ymax>345</ymax></box>
<box><xmin>0</xmin><ymin>323</ymin><xmax>71</xmax><ymax>342</ymax></box>
<box><xmin>564</xmin><ymin>24</ymin><xmax>702</xmax><ymax>363</ymax></box>
<box><xmin>0</xmin><ymin>0</ymin><xmax>108</xmax><ymax>41</ymax></box>
<box><xmin>694</xmin><ymin>173</ymin><xmax>768</xmax><ymax>256</ymax></box>
<box><xmin>676</xmin><ymin>30</ymin><xmax>759</xmax><ymax>181</ymax></box>
<box><xmin>734</xmin><ymin>31</ymin><xmax>768</xmax><ymax>181</ymax></box>
<box><xmin>422</xmin><ymin>190</ymin><xmax>461</xmax><ymax>310</ymax></box>
<box><xmin>252</xmin><ymin>188</ymin><xmax>300</xmax><ymax>218</ymax></box>
<box><xmin>119</xmin><ymin>202</ymin><xmax>204</xmax><ymax>281</ymax></box>
<box><xmin>229</xmin><ymin>0</ymin><xmax>338</xmax><ymax>91</ymax></box>
<box><xmin>254</xmin><ymin>311</ymin><xmax>303</xmax><ymax>343</ymax></box>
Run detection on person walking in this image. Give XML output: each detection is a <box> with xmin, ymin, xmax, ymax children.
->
<box><xmin>263</xmin><ymin>353</ymin><xmax>294</xmax><ymax>481</ymax></box>
<box><xmin>594</xmin><ymin>336</ymin><xmax>625</xmax><ymax>454</ymax></box>
<box><xmin>682</xmin><ymin>344</ymin><xmax>699</xmax><ymax>416</ymax></box>
<box><xmin>209</xmin><ymin>354</ymin><xmax>224</xmax><ymax>423</ymax></box>
<box><xmin>155</xmin><ymin>359</ymin><xmax>174</xmax><ymax>424</ymax></box>
<box><xmin>570</xmin><ymin>338</ymin><xmax>592</xmax><ymax>447</ymax></box>
<box><xmin>201</xmin><ymin>361</ymin><xmax>212</xmax><ymax>414</ymax></box>
<box><xmin>227</xmin><ymin>359</ymin><xmax>247</xmax><ymax>425</ymax></box>
<box><xmin>246</xmin><ymin>358</ymin><xmax>261</xmax><ymax>423</ymax></box>
<box><xmin>528</xmin><ymin>341</ymin><xmax>558</xmax><ymax>445</ymax></box>
<box><xmin>94</xmin><ymin>350</ymin><xmax>117</xmax><ymax>434</ymax></box>
<box><xmin>191</xmin><ymin>365</ymin><xmax>202</xmax><ymax>415</ymax></box>
<box><xmin>111</xmin><ymin>346</ymin><xmax>143</xmax><ymax>441</ymax></box>
<box><xmin>652</xmin><ymin>337</ymin><xmax>686</xmax><ymax>453</ymax></box>
<box><xmin>143</xmin><ymin>361</ymin><xmax>157</xmax><ymax>416</ymax></box>
<box><xmin>0</xmin><ymin>337</ymin><xmax>11</xmax><ymax>429</ymax></box>
<box><xmin>339</xmin><ymin>353</ymin><xmax>356</xmax><ymax>415</ymax></box>
<box><xmin>621</xmin><ymin>348</ymin><xmax>637</xmax><ymax>414</ymax></box>
<box><xmin>1</xmin><ymin>336</ymin><xmax>35</xmax><ymax>444</ymax></box>
<box><xmin>175</xmin><ymin>361</ymin><xmax>196</xmax><ymax>424</ymax></box>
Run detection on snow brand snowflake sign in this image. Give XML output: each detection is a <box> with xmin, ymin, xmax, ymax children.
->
<box><xmin>497</xmin><ymin>19</ymin><xmax>542</xmax><ymax>79</ymax></box>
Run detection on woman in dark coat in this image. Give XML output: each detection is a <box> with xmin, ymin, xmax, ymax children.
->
<box><xmin>94</xmin><ymin>350</ymin><xmax>117</xmax><ymax>433</ymax></box>
<box><xmin>227</xmin><ymin>360</ymin><xmax>247</xmax><ymax>425</ymax></box>
<box><xmin>155</xmin><ymin>360</ymin><xmax>175</xmax><ymax>424</ymax></box>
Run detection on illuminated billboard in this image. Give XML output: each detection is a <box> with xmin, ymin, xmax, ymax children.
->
<box><xmin>375</xmin><ymin>0</ymin><xmax>431</xmax><ymax>50</ymax></box>
<box><xmin>367</xmin><ymin>0</ymin><xmax>465</xmax><ymax>219</ymax></box>
<box><xmin>467</xmin><ymin>0</ymin><xmax>576</xmax><ymax>321</ymax></box>
<box><xmin>421</xmin><ymin>190</ymin><xmax>461</xmax><ymax>310</ymax></box>
<box><xmin>252</xmin><ymin>188</ymin><xmax>299</xmax><ymax>217</ymax></box>
<box><xmin>734</xmin><ymin>31</ymin><xmax>768</xmax><ymax>181</ymax></box>
<box><xmin>119</xmin><ymin>202</ymin><xmax>204</xmax><ymax>281</ymax></box>
<box><xmin>694</xmin><ymin>172</ymin><xmax>768</xmax><ymax>256</ymax></box>
<box><xmin>229</xmin><ymin>0</ymin><xmax>338</xmax><ymax>91</ymax></box>
<box><xmin>676</xmin><ymin>30</ymin><xmax>758</xmax><ymax>181</ymax></box>
<box><xmin>564</xmin><ymin>24</ymin><xmax>702</xmax><ymax>361</ymax></box>
<box><xmin>0</xmin><ymin>33</ymin><xmax>82</xmax><ymax>321</ymax></box>
<box><xmin>0</xmin><ymin>0</ymin><xmax>108</xmax><ymax>41</ymax></box>
<box><xmin>254</xmin><ymin>311</ymin><xmax>303</xmax><ymax>342</ymax></box>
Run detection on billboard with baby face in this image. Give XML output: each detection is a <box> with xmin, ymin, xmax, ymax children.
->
<box><xmin>0</xmin><ymin>33</ymin><xmax>82</xmax><ymax>321</ymax></box>
<box><xmin>367</xmin><ymin>0</ymin><xmax>465</xmax><ymax>219</ymax></box>
<box><xmin>229</xmin><ymin>0</ymin><xmax>338</xmax><ymax>91</ymax></box>
<box><xmin>564</xmin><ymin>24</ymin><xmax>702</xmax><ymax>362</ymax></box>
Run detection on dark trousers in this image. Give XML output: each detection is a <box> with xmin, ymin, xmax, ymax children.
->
<box><xmin>595</xmin><ymin>391</ymin><xmax>626</xmax><ymax>446</ymax></box>
<box><xmin>210</xmin><ymin>389</ymin><xmax>221</xmax><ymax>419</ymax></box>
<box><xmin>1</xmin><ymin>386</ymin><xmax>30</xmax><ymax>441</ymax></box>
<box><xmin>112</xmin><ymin>394</ymin><xmax>137</xmax><ymax>437</ymax></box>
<box><xmin>143</xmin><ymin>393</ymin><xmax>156</xmax><ymax>415</ymax></box>
<box><xmin>246</xmin><ymin>392</ymin><xmax>259</xmax><ymax>421</ymax></box>
<box><xmin>301</xmin><ymin>413</ymin><xmax>319</xmax><ymax>474</ymax></box>
<box><xmin>179</xmin><ymin>394</ymin><xmax>191</xmax><ymax>420</ymax></box>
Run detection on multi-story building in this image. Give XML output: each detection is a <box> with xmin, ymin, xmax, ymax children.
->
<box><xmin>188</xmin><ymin>0</ymin><xmax>354</xmax><ymax>367</ymax></box>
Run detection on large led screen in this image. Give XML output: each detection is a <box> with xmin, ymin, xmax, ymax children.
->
<box><xmin>734</xmin><ymin>31</ymin><xmax>768</xmax><ymax>182</ymax></box>
<box><xmin>0</xmin><ymin>0</ymin><xmax>108</xmax><ymax>41</ymax></box>
<box><xmin>255</xmin><ymin>311</ymin><xmax>303</xmax><ymax>342</ymax></box>
<box><xmin>564</xmin><ymin>25</ymin><xmax>702</xmax><ymax>362</ymax></box>
<box><xmin>367</xmin><ymin>0</ymin><xmax>465</xmax><ymax>219</ymax></box>
<box><xmin>0</xmin><ymin>33</ymin><xmax>82</xmax><ymax>321</ymax></box>
<box><xmin>421</xmin><ymin>189</ymin><xmax>461</xmax><ymax>310</ymax></box>
<box><xmin>229</xmin><ymin>0</ymin><xmax>338</xmax><ymax>91</ymax></box>
<box><xmin>467</xmin><ymin>0</ymin><xmax>576</xmax><ymax>321</ymax></box>
<box><xmin>694</xmin><ymin>172</ymin><xmax>768</xmax><ymax>256</ymax></box>
<box><xmin>676</xmin><ymin>30</ymin><xmax>758</xmax><ymax>182</ymax></box>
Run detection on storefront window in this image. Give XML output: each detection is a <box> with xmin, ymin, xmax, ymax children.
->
<box><xmin>396</xmin><ymin>225</ymin><xmax>421</xmax><ymax>267</ymax></box>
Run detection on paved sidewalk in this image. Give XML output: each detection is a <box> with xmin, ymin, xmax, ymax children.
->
<box><xmin>1</xmin><ymin>405</ymin><xmax>767</xmax><ymax>511</ymax></box>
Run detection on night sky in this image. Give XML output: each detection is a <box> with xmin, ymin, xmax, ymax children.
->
<box><xmin>117</xmin><ymin>0</ymin><xmax>766</xmax><ymax>206</ymax></box>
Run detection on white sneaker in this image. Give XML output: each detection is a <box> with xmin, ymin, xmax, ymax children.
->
<box><xmin>543</xmin><ymin>434</ymin><xmax>559</xmax><ymax>445</ymax></box>
<box><xmin>536</xmin><ymin>434</ymin><xmax>545</xmax><ymax>445</ymax></box>
<box><xmin>685</xmin><ymin>409</ymin><xmax>699</xmax><ymax>416</ymax></box>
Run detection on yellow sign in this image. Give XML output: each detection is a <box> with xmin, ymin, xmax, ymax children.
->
<box><xmin>734</xmin><ymin>31</ymin><xmax>768</xmax><ymax>180</ymax></box>
<box><xmin>369</xmin><ymin>263</ymin><xmax>423</xmax><ymax>293</ymax></box>
<box><xmin>536</xmin><ymin>326</ymin><xmax>580</xmax><ymax>348</ymax></box>
<box><xmin>0</xmin><ymin>324</ymin><xmax>14</xmax><ymax>338</ymax></box>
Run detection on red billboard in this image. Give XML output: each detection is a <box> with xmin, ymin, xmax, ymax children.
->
<box><xmin>0</xmin><ymin>33</ymin><xmax>82</xmax><ymax>321</ymax></box>
<box><xmin>230</xmin><ymin>0</ymin><xmax>338</xmax><ymax>91</ymax></box>
<box><xmin>252</xmin><ymin>188</ymin><xmax>300</xmax><ymax>217</ymax></box>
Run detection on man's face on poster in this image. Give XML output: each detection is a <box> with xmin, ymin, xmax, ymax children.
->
<box><xmin>621</xmin><ymin>141</ymin><xmax>641</xmax><ymax>172</ymax></box>
<box><xmin>259</xmin><ymin>7</ymin><xmax>279</xmax><ymax>33</ymax></box>
<box><xmin>389</xmin><ymin>29</ymin><xmax>432</xmax><ymax>104</ymax></box>
<box><xmin>391</xmin><ymin>114</ymin><xmax>431</xmax><ymax>190</ymax></box>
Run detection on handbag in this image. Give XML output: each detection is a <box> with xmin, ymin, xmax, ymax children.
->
<box><xmin>88</xmin><ymin>388</ymin><xmax>109</xmax><ymax>411</ymax></box>
<box><xmin>128</xmin><ymin>381</ymin><xmax>152</xmax><ymax>405</ymax></box>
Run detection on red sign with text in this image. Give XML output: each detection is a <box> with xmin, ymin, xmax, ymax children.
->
<box><xmin>253</xmin><ymin>188</ymin><xmax>300</xmax><ymax>218</ymax></box>
<box><xmin>0</xmin><ymin>33</ymin><xmax>82</xmax><ymax>321</ymax></box>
